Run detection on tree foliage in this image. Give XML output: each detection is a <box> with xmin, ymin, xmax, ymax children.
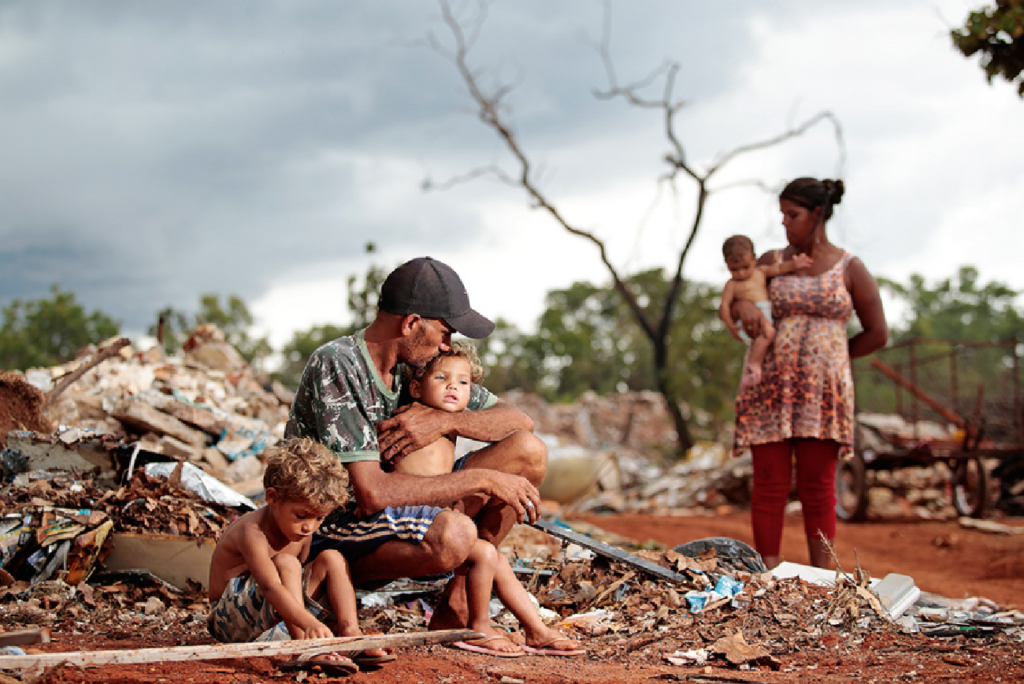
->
<box><xmin>0</xmin><ymin>285</ymin><xmax>120</xmax><ymax>370</ymax></box>
<box><xmin>477</xmin><ymin>269</ymin><xmax>743</xmax><ymax>441</ymax></box>
<box><xmin>855</xmin><ymin>267</ymin><xmax>1022</xmax><ymax>420</ymax></box>
<box><xmin>149</xmin><ymin>295</ymin><xmax>272</xmax><ymax>368</ymax></box>
<box><xmin>273</xmin><ymin>243</ymin><xmax>391</xmax><ymax>388</ymax></box>
<box><xmin>952</xmin><ymin>0</ymin><xmax>1024</xmax><ymax>96</ymax></box>
<box><xmin>878</xmin><ymin>266</ymin><xmax>1022</xmax><ymax>342</ymax></box>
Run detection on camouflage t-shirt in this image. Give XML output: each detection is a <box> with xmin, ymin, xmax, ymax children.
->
<box><xmin>284</xmin><ymin>329</ymin><xmax>496</xmax><ymax>463</ymax></box>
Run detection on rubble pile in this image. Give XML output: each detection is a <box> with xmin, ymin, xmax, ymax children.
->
<box><xmin>13</xmin><ymin>325</ymin><xmax>292</xmax><ymax>486</ymax></box>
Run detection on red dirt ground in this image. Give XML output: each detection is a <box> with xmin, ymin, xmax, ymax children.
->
<box><xmin>12</xmin><ymin>510</ymin><xmax>1023</xmax><ymax>684</ymax></box>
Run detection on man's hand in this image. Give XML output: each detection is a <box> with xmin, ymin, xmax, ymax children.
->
<box><xmin>483</xmin><ymin>470</ymin><xmax>543</xmax><ymax>524</ymax></box>
<box><xmin>376</xmin><ymin>402</ymin><xmax>449</xmax><ymax>462</ymax></box>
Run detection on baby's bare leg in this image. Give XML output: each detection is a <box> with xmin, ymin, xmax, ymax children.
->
<box><xmin>741</xmin><ymin>320</ymin><xmax>776</xmax><ymax>389</ymax></box>
<box><xmin>459</xmin><ymin>540</ymin><xmax>521</xmax><ymax>654</ymax></box>
<box><xmin>491</xmin><ymin>553</ymin><xmax>580</xmax><ymax>653</ymax></box>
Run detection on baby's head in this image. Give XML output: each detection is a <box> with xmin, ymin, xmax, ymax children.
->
<box><xmin>262</xmin><ymin>437</ymin><xmax>349</xmax><ymax>512</ymax></box>
<box><xmin>408</xmin><ymin>340</ymin><xmax>483</xmax><ymax>413</ymax></box>
<box><xmin>722</xmin><ymin>235</ymin><xmax>757</xmax><ymax>281</ymax></box>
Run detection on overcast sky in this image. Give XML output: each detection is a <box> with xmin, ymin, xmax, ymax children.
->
<box><xmin>1</xmin><ymin>0</ymin><xmax>1020</xmax><ymax>350</ymax></box>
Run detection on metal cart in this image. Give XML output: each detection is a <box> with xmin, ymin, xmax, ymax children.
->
<box><xmin>837</xmin><ymin>339</ymin><xmax>1023</xmax><ymax>521</ymax></box>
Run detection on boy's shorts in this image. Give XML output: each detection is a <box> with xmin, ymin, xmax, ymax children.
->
<box><xmin>207</xmin><ymin>573</ymin><xmax>328</xmax><ymax>643</ymax></box>
<box><xmin>739</xmin><ymin>301</ymin><xmax>773</xmax><ymax>344</ymax></box>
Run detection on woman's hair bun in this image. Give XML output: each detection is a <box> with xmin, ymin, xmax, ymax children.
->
<box><xmin>822</xmin><ymin>179</ymin><xmax>845</xmax><ymax>206</ymax></box>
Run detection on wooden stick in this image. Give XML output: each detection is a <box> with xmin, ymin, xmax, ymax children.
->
<box><xmin>0</xmin><ymin>629</ymin><xmax>479</xmax><ymax>671</ymax></box>
<box><xmin>46</xmin><ymin>337</ymin><xmax>132</xmax><ymax>405</ymax></box>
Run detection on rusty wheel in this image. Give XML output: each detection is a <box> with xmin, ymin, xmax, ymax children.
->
<box><xmin>951</xmin><ymin>457</ymin><xmax>989</xmax><ymax>518</ymax></box>
<box><xmin>835</xmin><ymin>450</ymin><xmax>869</xmax><ymax>521</ymax></box>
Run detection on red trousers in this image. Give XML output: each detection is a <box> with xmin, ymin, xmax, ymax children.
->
<box><xmin>749</xmin><ymin>440</ymin><xmax>839</xmax><ymax>558</ymax></box>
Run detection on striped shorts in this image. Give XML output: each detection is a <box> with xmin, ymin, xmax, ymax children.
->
<box><xmin>311</xmin><ymin>504</ymin><xmax>446</xmax><ymax>563</ymax></box>
<box><xmin>311</xmin><ymin>454</ymin><xmax>471</xmax><ymax>565</ymax></box>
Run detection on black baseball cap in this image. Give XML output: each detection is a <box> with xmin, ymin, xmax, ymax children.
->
<box><xmin>379</xmin><ymin>257</ymin><xmax>495</xmax><ymax>339</ymax></box>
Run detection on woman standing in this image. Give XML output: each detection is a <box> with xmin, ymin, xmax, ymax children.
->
<box><xmin>733</xmin><ymin>178</ymin><xmax>887</xmax><ymax>570</ymax></box>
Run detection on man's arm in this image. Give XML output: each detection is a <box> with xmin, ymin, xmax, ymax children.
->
<box><xmin>377</xmin><ymin>398</ymin><xmax>533</xmax><ymax>462</ymax></box>
<box><xmin>346</xmin><ymin>459</ymin><xmax>541</xmax><ymax>523</ymax></box>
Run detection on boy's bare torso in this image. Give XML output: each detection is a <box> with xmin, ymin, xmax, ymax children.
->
<box><xmin>207</xmin><ymin>508</ymin><xmax>309</xmax><ymax>601</ymax></box>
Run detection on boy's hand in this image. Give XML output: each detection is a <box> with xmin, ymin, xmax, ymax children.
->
<box><xmin>288</xmin><ymin>618</ymin><xmax>334</xmax><ymax>641</ymax></box>
<box><xmin>792</xmin><ymin>253</ymin><xmax>813</xmax><ymax>269</ymax></box>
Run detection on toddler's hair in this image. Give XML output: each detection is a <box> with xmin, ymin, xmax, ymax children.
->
<box><xmin>409</xmin><ymin>339</ymin><xmax>484</xmax><ymax>385</ymax></box>
<box><xmin>722</xmin><ymin>235</ymin><xmax>755</xmax><ymax>262</ymax></box>
<box><xmin>262</xmin><ymin>437</ymin><xmax>349</xmax><ymax>510</ymax></box>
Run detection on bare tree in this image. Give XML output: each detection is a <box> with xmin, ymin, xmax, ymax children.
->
<box><xmin>427</xmin><ymin>0</ymin><xmax>843</xmax><ymax>455</ymax></box>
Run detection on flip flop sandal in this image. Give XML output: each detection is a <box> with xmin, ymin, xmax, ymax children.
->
<box><xmin>522</xmin><ymin>635</ymin><xmax>586</xmax><ymax>657</ymax></box>
<box><xmin>352</xmin><ymin>651</ymin><xmax>398</xmax><ymax>668</ymax></box>
<box><xmin>278</xmin><ymin>653</ymin><xmax>360</xmax><ymax>676</ymax></box>
<box><xmin>450</xmin><ymin>635</ymin><xmax>525</xmax><ymax>658</ymax></box>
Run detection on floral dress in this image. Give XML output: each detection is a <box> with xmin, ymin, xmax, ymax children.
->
<box><xmin>733</xmin><ymin>252</ymin><xmax>855</xmax><ymax>458</ymax></box>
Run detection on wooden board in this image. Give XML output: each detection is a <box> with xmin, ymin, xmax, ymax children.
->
<box><xmin>0</xmin><ymin>629</ymin><xmax>478</xmax><ymax>671</ymax></box>
<box><xmin>103</xmin><ymin>532</ymin><xmax>215</xmax><ymax>591</ymax></box>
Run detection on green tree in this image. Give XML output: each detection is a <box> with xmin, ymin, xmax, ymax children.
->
<box><xmin>478</xmin><ymin>270</ymin><xmax>742</xmax><ymax>441</ymax></box>
<box><xmin>952</xmin><ymin>1</ymin><xmax>1024</xmax><ymax>96</ymax></box>
<box><xmin>879</xmin><ymin>266</ymin><xmax>1022</xmax><ymax>342</ymax></box>
<box><xmin>274</xmin><ymin>323</ymin><xmax>349</xmax><ymax>389</ymax></box>
<box><xmin>855</xmin><ymin>266</ymin><xmax>1023</xmax><ymax>424</ymax></box>
<box><xmin>273</xmin><ymin>243</ymin><xmax>393</xmax><ymax>388</ymax></box>
<box><xmin>0</xmin><ymin>285</ymin><xmax>120</xmax><ymax>370</ymax></box>
<box><xmin>148</xmin><ymin>295</ymin><xmax>271</xmax><ymax>368</ymax></box>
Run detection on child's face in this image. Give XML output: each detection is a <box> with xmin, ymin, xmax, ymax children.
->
<box><xmin>266</xmin><ymin>490</ymin><xmax>330</xmax><ymax>542</ymax></box>
<box><xmin>411</xmin><ymin>356</ymin><xmax>472</xmax><ymax>413</ymax></box>
<box><xmin>726</xmin><ymin>252</ymin><xmax>757</xmax><ymax>282</ymax></box>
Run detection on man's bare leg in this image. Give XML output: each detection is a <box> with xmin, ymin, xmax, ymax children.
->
<box><xmin>349</xmin><ymin>510</ymin><xmax>478</xmax><ymax>586</ymax></box>
<box><xmin>429</xmin><ymin>430</ymin><xmax>547</xmax><ymax>631</ymax></box>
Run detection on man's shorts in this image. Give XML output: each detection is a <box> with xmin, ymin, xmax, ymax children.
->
<box><xmin>739</xmin><ymin>300</ymin><xmax>773</xmax><ymax>344</ymax></box>
<box><xmin>207</xmin><ymin>573</ymin><xmax>328</xmax><ymax>643</ymax></box>
<box><xmin>310</xmin><ymin>455</ymin><xmax>473</xmax><ymax>574</ymax></box>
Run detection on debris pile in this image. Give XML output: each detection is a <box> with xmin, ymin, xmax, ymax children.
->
<box><xmin>0</xmin><ymin>466</ymin><xmax>241</xmax><ymax>589</ymax></box>
<box><xmin>7</xmin><ymin>326</ymin><xmax>291</xmax><ymax>487</ymax></box>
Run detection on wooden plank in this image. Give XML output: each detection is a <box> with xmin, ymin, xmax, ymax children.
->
<box><xmin>0</xmin><ymin>628</ymin><xmax>50</xmax><ymax>647</ymax></box>
<box><xmin>0</xmin><ymin>629</ymin><xmax>478</xmax><ymax>670</ymax></box>
<box><xmin>532</xmin><ymin>519</ymin><xmax>686</xmax><ymax>583</ymax></box>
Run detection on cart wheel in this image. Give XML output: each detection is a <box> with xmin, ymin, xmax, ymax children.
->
<box><xmin>951</xmin><ymin>457</ymin><xmax>989</xmax><ymax>518</ymax></box>
<box><xmin>835</xmin><ymin>451</ymin><xmax>869</xmax><ymax>521</ymax></box>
